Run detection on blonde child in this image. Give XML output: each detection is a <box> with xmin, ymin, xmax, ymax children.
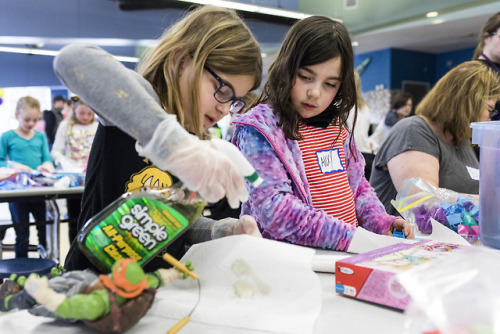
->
<box><xmin>54</xmin><ymin>6</ymin><xmax>263</xmax><ymax>271</ymax></box>
<box><xmin>232</xmin><ymin>16</ymin><xmax>414</xmax><ymax>251</ymax></box>
<box><xmin>51</xmin><ymin>96</ymin><xmax>98</xmax><ymax>173</ymax></box>
<box><xmin>0</xmin><ymin>96</ymin><xmax>54</xmax><ymax>257</ymax></box>
<box><xmin>51</xmin><ymin>97</ymin><xmax>98</xmax><ymax>242</ymax></box>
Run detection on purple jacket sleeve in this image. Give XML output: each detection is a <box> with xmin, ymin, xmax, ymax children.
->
<box><xmin>234</xmin><ymin>125</ymin><xmax>355</xmax><ymax>251</ymax></box>
<box><xmin>344</xmin><ymin>134</ymin><xmax>397</xmax><ymax>234</ymax></box>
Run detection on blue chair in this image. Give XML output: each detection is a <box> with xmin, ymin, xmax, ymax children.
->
<box><xmin>0</xmin><ymin>258</ymin><xmax>55</xmax><ymax>279</ymax></box>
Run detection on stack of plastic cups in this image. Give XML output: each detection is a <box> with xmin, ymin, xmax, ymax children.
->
<box><xmin>471</xmin><ymin>121</ymin><xmax>500</xmax><ymax>250</ymax></box>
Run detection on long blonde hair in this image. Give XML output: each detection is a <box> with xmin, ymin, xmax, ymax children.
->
<box><xmin>416</xmin><ymin>61</ymin><xmax>500</xmax><ymax>144</ymax></box>
<box><xmin>137</xmin><ymin>6</ymin><xmax>262</xmax><ymax>137</ymax></box>
<box><xmin>354</xmin><ymin>70</ymin><xmax>367</xmax><ymax>109</ymax></box>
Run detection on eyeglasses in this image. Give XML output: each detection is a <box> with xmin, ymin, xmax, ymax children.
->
<box><xmin>488</xmin><ymin>105</ymin><xmax>499</xmax><ymax>118</ymax></box>
<box><xmin>204</xmin><ymin>66</ymin><xmax>246</xmax><ymax>114</ymax></box>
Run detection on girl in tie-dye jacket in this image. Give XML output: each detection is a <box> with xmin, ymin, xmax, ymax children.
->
<box><xmin>232</xmin><ymin>16</ymin><xmax>413</xmax><ymax>251</ymax></box>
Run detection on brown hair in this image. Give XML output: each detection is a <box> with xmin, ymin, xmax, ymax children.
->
<box><xmin>416</xmin><ymin>61</ymin><xmax>500</xmax><ymax>144</ymax></box>
<box><xmin>137</xmin><ymin>5</ymin><xmax>262</xmax><ymax>137</ymax></box>
<box><xmin>391</xmin><ymin>91</ymin><xmax>412</xmax><ymax>110</ymax></box>
<box><xmin>472</xmin><ymin>12</ymin><xmax>500</xmax><ymax>60</ymax></box>
<box><xmin>260</xmin><ymin>16</ymin><xmax>355</xmax><ymax>142</ymax></box>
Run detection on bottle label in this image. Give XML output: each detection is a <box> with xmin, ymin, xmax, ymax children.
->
<box><xmin>82</xmin><ymin>197</ymin><xmax>189</xmax><ymax>270</ymax></box>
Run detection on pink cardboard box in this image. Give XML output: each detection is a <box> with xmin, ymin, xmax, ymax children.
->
<box><xmin>335</xmin><ymin>240</ymin><xmax>465</xmax><ymax>310</ymax></box>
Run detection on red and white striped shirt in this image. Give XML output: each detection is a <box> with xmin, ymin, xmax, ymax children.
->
<box><xmin>298</xmin><ymin>122</ymin><xmax>358</xmax><ymax>226</ymax></box>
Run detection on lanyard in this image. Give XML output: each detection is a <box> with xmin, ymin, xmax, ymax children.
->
<box><xmin>481</xmin><ymin>53</ymin><xmax>500</xmax><ymax>73</ymax></box>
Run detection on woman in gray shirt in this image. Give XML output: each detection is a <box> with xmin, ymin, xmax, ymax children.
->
<box><xmin>370</xmin><ymin>61</ymin><xmax>499</xmax><ymax>215</ymax></box>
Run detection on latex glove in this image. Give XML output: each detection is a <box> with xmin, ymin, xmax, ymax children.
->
<box><xmin>137</xmin><ymin>123</ymin><xmax>248</xmax><ymax>208</ymax></box>
<box><xmin>24</xmin><ymin>274</ymin><xmax>66</xmax><ymax>312</ymax></box>
<box><xmin>386</xmin><ymin>218</ymin><xmax>415</xmax><ymax>239</ymax></box>
<box><xmin>211</xmin><ymin>215</ymin><xmax>262</xmax><ymax>239</ymax></box>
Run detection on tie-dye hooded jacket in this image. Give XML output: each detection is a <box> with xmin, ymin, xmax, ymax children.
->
<box><xmin>232</xmin><ymin>104</ymin><xmax>398</xmax><ymax>251</ymax></box>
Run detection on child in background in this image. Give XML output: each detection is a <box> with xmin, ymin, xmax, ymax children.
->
<box><xmin>369</xmin><ymin>90</ymin><xmax>413</xmax><ymax>154</ymax></box>
<box><xmin>0</xmin><ymin>96</ymin><xmax>55</xmax><ymax>257</ymax></box>
<box><xmin>51</xmin><ymin>96</ymin><xmax>98</xmax><ymax>242</ymax></box>
<box><xmin>54</xmin><ymin>6</ymin><xmax>263</xmax><ymax>272</ymax></box>
<box><xmin>232</xmin><ymin>16</ymin><xmax>414</xmax><ymax>251</ymax></box>
<box><xmin>51</xmin><ymin>96</ymin><xmax>97</xmax><ymax>174</ymax></box>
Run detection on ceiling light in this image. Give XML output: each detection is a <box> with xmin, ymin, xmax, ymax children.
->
<box><xmin>176</xmin><ymin>0</ymin><xmax>318</xmax><ymax>20</ymax></box>
<box><xmin>426</xmin><ymin>11</ymin><xmax>438</xmax><ymax>18</ymax></box>
<box><xmin>0</xmin><ymin>45</ymin><xmax>139</xmax><ymax>63</ymax></box>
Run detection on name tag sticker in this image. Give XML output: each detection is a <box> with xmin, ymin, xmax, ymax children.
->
<box><xmin>316</xmin><ymin>149</ymin><xmax>344</xmax><ymax>174</ymax></box>
<box><xmin>466</xmin><ymin>166</ymin><xmax>480</xmax><ymax>181</ymax></box>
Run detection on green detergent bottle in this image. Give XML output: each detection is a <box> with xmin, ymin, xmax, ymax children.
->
<box><xmin>77</xmin><ymin>186</ymin><xmax>206</xmax><ymax>273</ymax></box>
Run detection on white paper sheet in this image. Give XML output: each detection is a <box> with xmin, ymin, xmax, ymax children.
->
<box><xmin>347</xmin><ymin>218</ymin><xmax>470</xmax><ymax>254</ymax></box>
<box><xmin>420</xmin><ymin>218</ymin><xmax>471</xmax><ymax>246</ymax></box>
<box><xmin>150</xmin><ymin>235</ymin><xmax>322</xmax><ymax>334</ymax></box>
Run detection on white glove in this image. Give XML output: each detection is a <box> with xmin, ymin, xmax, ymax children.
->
<box><xmin>136</xmin><ymin>120</ymin><xmax>249</xmax><ymax>208</ymax></box>
<box><xmin>211</xmin><ymin>215</ymin><xmax>262</xmax><ymax>239</ymax></box>
<box><xmin>24</xmin><ymin>274</ymin><xmax>66</xmax><ymax>312</ymax></box>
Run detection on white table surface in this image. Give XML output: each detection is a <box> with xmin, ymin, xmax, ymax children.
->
<box><xmin>0</xmin><ymin>272</ymin><xmax>405</xmax><ymax>334</ymax></box>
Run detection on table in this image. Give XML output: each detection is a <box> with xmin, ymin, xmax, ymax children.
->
<box><xmin>0</xmin><ymin>272</ymin><xmax>406</xmax><ymax>333</ymax></box>
<box><xmin>0</xmin><ymin>186</ymin><xmax>84</xmax><ymax>263</ymax></box>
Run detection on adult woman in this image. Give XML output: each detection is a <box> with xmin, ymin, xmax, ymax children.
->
<box><xmin>370</xmin><ymin>61</ymin><xmax>500</xmax><ymax>215</ymax></box>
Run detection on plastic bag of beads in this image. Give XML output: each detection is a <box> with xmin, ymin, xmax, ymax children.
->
<box><xmin>391</xmin><ymin>178</ymin><xmax>479</xmax><ymax>243</ymax></box>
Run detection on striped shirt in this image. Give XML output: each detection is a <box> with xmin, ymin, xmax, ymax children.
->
<box><xmin>298</xmin><ymin>122</ymin><xmax>358</xmax><ymax>226</ymax></box>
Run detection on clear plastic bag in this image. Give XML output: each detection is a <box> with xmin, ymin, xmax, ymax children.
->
<box><xmin>398</xmin><ymin>246</ymin><xmax>500</xmax><ymax>334</ymax></box>
<box><xmin>391</xmin><ymin>178</ymin><xmax>479</xmax><ymax>243</ymax></box>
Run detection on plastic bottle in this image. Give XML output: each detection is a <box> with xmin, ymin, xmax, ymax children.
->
<box><xmin>77</xmin><ymin>186</ymin><xmax>206</xmax><ymax>273</ymax></box>
<box><xmin>211</xmin><ymin>138</ymin><xmax>263</xmax><ymax>187</ymax></box>
<box><xmin>471</xmin><ymin>121</ymin><xmax>500</xmax><ymax>249</ymax></box>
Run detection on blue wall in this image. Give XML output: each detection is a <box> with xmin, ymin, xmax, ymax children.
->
<box><xmin>390</xmin><ymin>49</ymin><xmax>435</xmax><ymax>89</ymax></box>
<box><xmin>0</xmin><ymin>0</ymin><xmax>291</xmax><ymax>88</ymax></box>
<box><xmin>355</xmin><ymin>49</ymin><xmax>391</xmax><ymax>92</ymax></box>
<box><xmin>356</xmin><ymin>46</ymin><xmax>477</xmax><ymax>92</ymax></box>
<box><xmin>435</xmin><ymin>47</ymin><xmax>475</xmax><ymax>79</ymax></box>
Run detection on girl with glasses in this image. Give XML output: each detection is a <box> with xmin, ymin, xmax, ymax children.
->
<box><xmin>232</xmin><ymin>16</ymin><xmax>414</xmax><ymax>252</ymax></box>
<box><xmin>54</xmin><ymin>6</ymin><xmax>263</xmax><ymax>272</ymax></box>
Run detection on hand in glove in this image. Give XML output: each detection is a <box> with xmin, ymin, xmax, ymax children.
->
<box><xmin>24</xmin><ymin>274</ymin><xmax>66</xmax><ymax>312</ymax></box>
<box><xmin>136</xmin><ymin>120</ymin><xmax>250</xmax><ymax>208</ymax></box>
<box><xmin>211</xmin><ymin>215</ymin><xmax>262</xmax><ymax>239</ymax></box>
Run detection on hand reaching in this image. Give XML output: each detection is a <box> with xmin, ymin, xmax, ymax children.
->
<box><xmin>386</xmin><ymin>218</ymin><xmax>415</xmax><ymax>239</ymax></box>
<box><xmin>211</xmin><ymin>215</ymin><xmax>262</xmax><ymax>239</ymax></box>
